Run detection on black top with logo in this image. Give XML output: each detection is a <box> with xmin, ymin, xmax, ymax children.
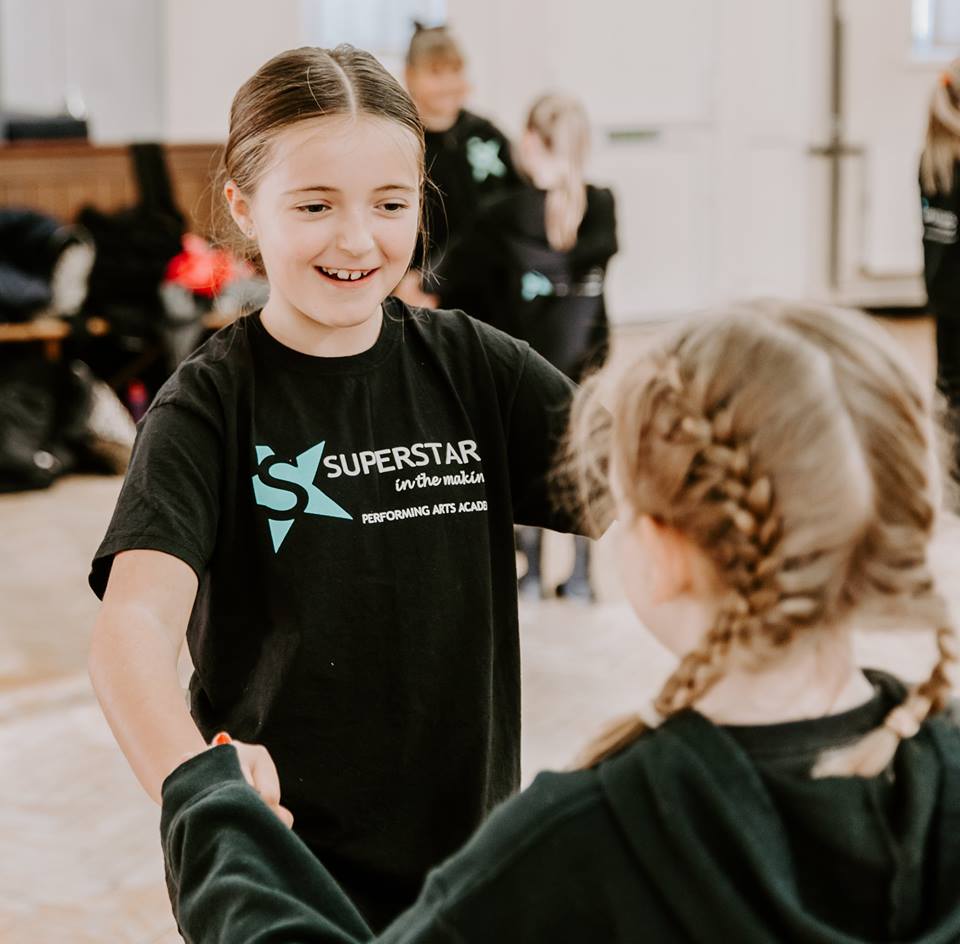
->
<box><xmin>89</xmin><ymin>298</ymin><xmax>577</xmax><ymax>930</ymax></box>
<box><xmin>436</xmin><ymin>185</ymin><xmax>618</xmax><ymax>381</ymax></box>
<box><xmin>420</xmin><ymin>109</ymin><xmax>518</xmax><ymax>288</ymax></box>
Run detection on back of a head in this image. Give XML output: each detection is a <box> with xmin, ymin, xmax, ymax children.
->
<box><xmin>568</xmin><ymin>300</ymin><xmax>956</xmax><ymax>774</ymax></box>
<box><xmin>921</xmin><ymin>58</ymin><xmax>960</xmax><ymax>194</ymax></box>
<box><xmin>218</xmin><ymin>45</ymin><xmax>425</xmax><ymax>268</ymax></box>
<box><xmin>525</xmin><ymin>93</ymin><xmax>590</xmax><ymax>252</ymax></box>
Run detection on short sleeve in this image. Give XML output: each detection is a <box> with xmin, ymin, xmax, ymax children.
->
<box><xmin>506</xmin><ymin>347</ymin><xmax>580</xmax><ymax>533</ymax></box>
<box><xmin>88</xmin><ymin>401</ymin><xmax>222</xmax><ymax>598</ymax></box>
<box><xmin>571</xmin><ymin>188</ymin><xmax>618</xmax><ymax>270</ymax></box>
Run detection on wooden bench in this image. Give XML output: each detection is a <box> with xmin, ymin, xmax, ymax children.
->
<box><xmin>0</xmin><ymin>141</ymin><xmax>224</xmax><ymax>357</ymax></box>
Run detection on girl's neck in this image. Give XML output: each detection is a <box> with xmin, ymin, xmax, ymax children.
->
<box><xmin>694</xmin><ymin>626</ymin><xmax>875</xmax><ymax>726</ymax></box>
<box><xmin>260</xmin><ymin>299</ymin><xmax>384</xmax><ymax>358</ymax></box>
<box><xmin>420</xmin><ymin>108</ymin><xmax>459</xmax><ymax>133</ymax></box>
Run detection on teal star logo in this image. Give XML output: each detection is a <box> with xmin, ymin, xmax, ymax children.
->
<box><xmin>466</xmin><ymin>136</ymin><xmax>507</xmax><ymax>182</ymax></box>
<box><xmin>252</xmin><ymin>442</ymin><xmax>351</xmax><ymax>552</ymax></box>
<box><xmin>521</xmin><ymin>270</ymin><xmax>554</xmax><ymax>301</ymax></box>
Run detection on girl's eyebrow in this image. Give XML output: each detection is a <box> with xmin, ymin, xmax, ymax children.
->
<box><xmin>284</xmin><ymin>184</ymin><xmax>416</xmax><ymax>195</ymax></box>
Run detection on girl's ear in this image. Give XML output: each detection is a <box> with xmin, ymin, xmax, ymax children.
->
<box><xmin>224</xmin><ymin>180</ymin><xmax>255</xmax><ymax>238</ymax></box>
<box><xmin>638</xmin><ymin>516</ymin><xmax>694</xmax><ymax>605</ymax></box>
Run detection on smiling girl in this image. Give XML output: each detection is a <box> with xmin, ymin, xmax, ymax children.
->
<box><xmin>86</xmin><ymin>45</ymin><xmax>579</xmax><ymax>931</ymax></box>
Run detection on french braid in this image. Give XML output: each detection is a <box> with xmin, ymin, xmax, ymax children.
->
<box><xmin>567</xmin><ymin>301</ymin><xmax>958</xmax><ymax>773</ymax></box>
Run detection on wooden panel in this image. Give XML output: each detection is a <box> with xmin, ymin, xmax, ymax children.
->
<box><xmin>0</xmin><ymin>142</ymin><xmax>223</xmax><ymax>236</ymax></box>
<box><xmin>0</xmin><ymin>142</ymin><xmax>226</xmax><ymax>349</ymax></box>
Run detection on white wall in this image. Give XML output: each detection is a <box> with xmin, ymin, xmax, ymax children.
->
<box><xmin>449</xmin><ymin>0</ymin><xmax>948</xmax><ymax>320</ymax></box>
<box><xmin>0</xmin><ymin>0</ymin><xmax>164</xmax><ymax>142</ymax></box>
<box><xmin>449</xmin><ymin>0</ymin><xmax>836</xmax><ymax>321</ymax></box>
<box><xmin>836</xmin><ymin>0</ymin><xmax>945</xmax><ymax>306</ymax></box>
<box><xmin>1</xmin><ymin>1</ymin><xmax>947</xmax><ymax>317</ymax></box>
<box><xmin>162</xmin><ymin>0</ymin><xmax>302</xmax><ymax>142</ymax></box>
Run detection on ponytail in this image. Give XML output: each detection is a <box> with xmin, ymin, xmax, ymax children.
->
<box><xmin>525</xmin><ymin>94</ymin><xmax>590</xmax><ymax>251</ymax></box>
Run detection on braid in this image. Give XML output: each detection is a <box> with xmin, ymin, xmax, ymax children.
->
<box><xmin>641</xmin><ymin>360</ymin><xmax>806</xmax><ymax>720</ymax></box>
<box><xmin>567</xmin><ymin>302</ymin><xmax>958</xmax><ymax>773</ymax></box>
<box><xmin>813</xmin><ymin>613</ymin><xmax>959</xmax><ymax>778</ymax></box>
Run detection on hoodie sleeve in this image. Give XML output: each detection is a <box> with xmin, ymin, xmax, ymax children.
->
<box><xmin>160</xmin><ymin>747</ymin><xmax>462</xmax><ymax>944</ymax></box>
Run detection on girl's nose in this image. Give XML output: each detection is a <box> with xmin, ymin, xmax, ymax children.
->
<box><xmin>335</xmin><ymin>214</ymin><xmax>376</xmax><ymax>256</ymax></box>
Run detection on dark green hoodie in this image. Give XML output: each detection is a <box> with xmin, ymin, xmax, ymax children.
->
<box><xmin>160</xmin><ymin>671</ymin><xmax>960</xmax><ymax>942</ymax></box>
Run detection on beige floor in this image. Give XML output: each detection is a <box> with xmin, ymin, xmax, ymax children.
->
<box><xmin>0</xmin><ymin>315</ymin><xmax>954</xmax><ymax>943</ymax></box>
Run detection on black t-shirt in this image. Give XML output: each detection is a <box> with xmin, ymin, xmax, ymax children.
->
<box><xmin>436</xmin><ymin>185</ymin><xmax>618</xmax><ymax>380</ymax></box>
<box><xmin>419</xmin><ymin>109</ymin><xmax>518</xmax><ymax>286</ymax></box>
<box><xmin>921</xmin><ymin>163</ymin><xmax>960</xmax><ymax>316</ymax></box>
<box><xmin>89</xmin><ymin>298</ymin><xmax>576</xmax><ymax>930</ymax></box>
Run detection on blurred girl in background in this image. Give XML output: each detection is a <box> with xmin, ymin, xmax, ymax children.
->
<box><xmin>435</xmin><ymin>93</ymin><xmax>617</xmax><ymax>601</ymax></box>
<box><xmin>399</xmin><ymin>23</ymin><xmax>518</xmax><ymax>316</ymax></box>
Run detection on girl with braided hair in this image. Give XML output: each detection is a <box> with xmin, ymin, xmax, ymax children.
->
<box><xmin>160</xmin><ymin>300</ymin><xmax>960</xmax><ymax>942</ymax></box>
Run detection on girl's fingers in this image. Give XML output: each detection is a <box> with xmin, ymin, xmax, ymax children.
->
<box><xmin>248</xmin><ymin>746</ymin><xmax>282</xmax><ymax>808</ymax></box>
<box><xmin>208</xmin><ymin>734</ymin><xmax>289</xmax><ymax>825</ymax></box>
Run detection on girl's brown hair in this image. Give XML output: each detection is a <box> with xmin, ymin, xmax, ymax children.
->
<box><xmin>567</xmin><ymin>300</ymin><xmax>957</xmax><ymax>776</ymax></box>
<box><xmin>920</xmin><ymin>58</ymin><xmax>960</xmax><ymax>195</ymax></box>
<box><xmin>216</xmin><ymin>45</ymin><xmax>427</xmax><ymax>270</ymax></box>
<box><xmin>405</xmin><ymin>22</ymin><xmax>464</xmax><ymax>70</ymax></box>
<box><xmin>523</xmin><ymin>94</ymin><xmax>590</xmax><ymax>252</ymax></box>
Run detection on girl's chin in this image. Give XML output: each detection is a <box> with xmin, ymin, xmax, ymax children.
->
<box><xmin>297</xmin><ymin>303</ymin><xmax>384</xmax><ymax>329</ymax></box>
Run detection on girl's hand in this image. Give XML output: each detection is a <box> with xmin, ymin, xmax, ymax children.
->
<box><xmin>182</xmin><ymin>733</ymin><xmax>295</xmax><ymax>829</ymax></box>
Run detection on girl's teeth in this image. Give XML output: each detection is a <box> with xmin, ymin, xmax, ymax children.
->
<box><xmin>320</xmin><ymin>266</ymin><xmax>371</xmax><ymax>281</ymax></box>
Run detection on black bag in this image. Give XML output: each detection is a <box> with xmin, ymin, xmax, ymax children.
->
<box><xmin>0</xmin><ymin>354</ymin><xmax>132</xmax><ymax>492</ymax></box>
<box><xmin>78</xmin><ymin>143</ymin><xmax>185</xmax><ymax>338</ymax></box>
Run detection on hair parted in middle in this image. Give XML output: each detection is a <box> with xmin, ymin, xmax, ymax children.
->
<box><xmin>215</xmin><ymin>44</ymin><xmax>428</xmax><ymax>269</ymax></box>
<box><xmin>565</xmin><ymin>300</ymin><xmax>958</xmax><ymax>775</ymax></box>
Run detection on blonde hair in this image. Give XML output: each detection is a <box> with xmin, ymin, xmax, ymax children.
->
<box><xmin>566</xmin><ymin>300</ymin><xmax>957</xmax><ymax>776</ymax></box>
<box><xmin>920</xmin><ymin>58</ymin><xmax>960</xmax><ymax>195</ymax></box>
<box><xmin>524</xmin><ymin>94</ymin><xmax>590</xmax><ymax>252</ymax></box>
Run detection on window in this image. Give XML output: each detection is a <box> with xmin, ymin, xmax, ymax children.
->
<box><xmin>301</xmin><ymin>0</ymin><xmax>447</xmax><ymax>72</ymax></box>
<box><xmin>913</xmin><ymin>0</ymin><xmax>960</xmax><ymax>54</ymax></box>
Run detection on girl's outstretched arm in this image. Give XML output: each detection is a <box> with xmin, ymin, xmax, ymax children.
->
<box><xmin>88</xmin><ymin>548</ymin><xmax>209</xmax><ymax>804</ymax></box>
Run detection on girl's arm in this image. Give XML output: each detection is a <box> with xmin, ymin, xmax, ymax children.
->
<box><xmin>568</xmin><ymin>188</ymin><xmax>618</xmax><ymax>270</ymax></box>
<box><xmin>90</xmin><ymin>549</ymin><xmax>294</xmax><ymax>817</ymax></box>
<box><xmin>161</xmin><ymin>745</ymin><xmax>458</xmax><ymax>944</ymax></box>
<box><xmin>88</xmin><ymin>548</ymin><xmax>207</xmax><ymax>804</ymax></box>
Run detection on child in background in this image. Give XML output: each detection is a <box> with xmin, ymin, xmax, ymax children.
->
<box><xmin>921</xmin><ymin>58</ymin><xmax>960</xmax><ymax>475</ymax></box>
<box><xmin>161</xmin><ymin>300</ymin><xmax>960</xmax><ymax>942</ymax></box>
<box><xmin>398</xmin><ymin>22</ymin><xmax>518</xmax><ymax>319</ymax></box>
<box><xmin>436</xmin><ymin>93</ymin><xmax>617</xmax><ymax>601</ymax></box>
<box><xmin>87</xmin><ymin>45</ymin><xmax>580</xmax><ymax>931</ymax></box>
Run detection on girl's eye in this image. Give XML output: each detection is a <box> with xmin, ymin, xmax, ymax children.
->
<box><xmin>297</xmin><ymin>204</ymin><xmax>329</xmax><ymax>214</ymax></box>
<box><xmin>380</xmin><ymin>202</ymin><xmax>407</xmax><ymax>213</ymax></box>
